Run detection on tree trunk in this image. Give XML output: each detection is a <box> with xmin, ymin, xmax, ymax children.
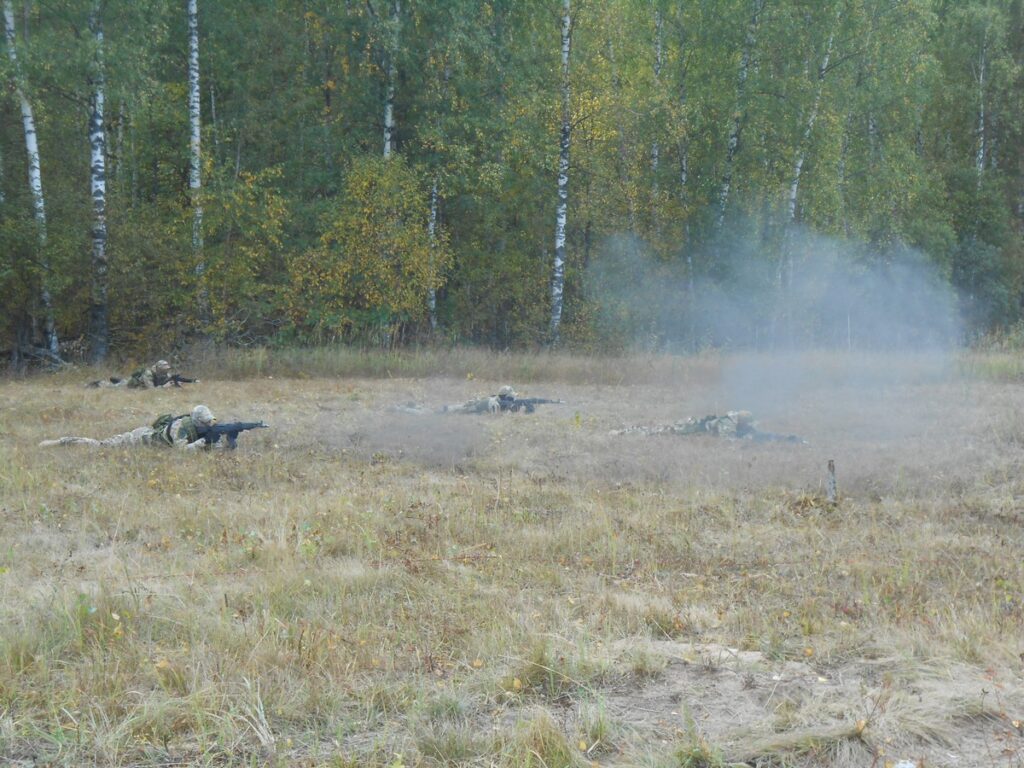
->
<box><xmin>787</xmin><ymin>14</ymin><xmax>836</xmax><ymax>224</ymax></box>
<box><xmin>3</xmin><ymin>0</ymin><xmax>57</xmax><ymax>356</ymax></box>
<box><xmin>428</xmin><ymin>178</ymin><xmax>439</xmax><ymax>330</ymax></box>
<box><xmin>717</xmin><ymin>0</ymin><xmax>764</xmax><ymax>230</ymax></box>
<box><xmin>550</xmin><ymin>0</ymin><xmax>571</xmax><ymax>342</ymax></box>
<box><xmin>188</xmin><ymin>0</ymin><xmax>208</xmax><ymax>322</ymax></box>
<box><xmin>209</xmin><ymin>82</ymin><xmax>220</xmax><ymax>163</ymax></box>
<box><xmin>976</xmin><ymin>28</ymin><xmax>988</xmax><ymax>184</ymax></box>
<box><xmin>677</xmin><ymin>15</ymin><xmax>689</xmax><ymax>197</ymax></box>
<box><xmin>651</xmin><ymin>7</ymin><xmax>663</xmax><ymax>180</ymax></box>
<box><xmin>88</xmin><ymin>2</ymin><xmax>109</xmax><ymax>362</ymax></box>
<box><xmin>777</xmin><ymin>9</ymin><xmax>838</xmax><ymax>348</ymax></box>
<box><xmin>383</xmin><ymin>0</ymin><xmax>399</xmax><ymax>158</ymax></box>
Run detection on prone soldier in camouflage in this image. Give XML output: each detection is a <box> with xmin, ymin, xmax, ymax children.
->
<box><xmin>441</xmin><ymin>385</ymin><xmax>564</xmax><ymax>415</ymax></box>
<box><xmin>442</xmin><ymin>385</ymin><xmax>515</xmax><ymax>414</ymax></box>
<box><xmin>612</xmin><ymin>410</ymin><xmax>806</xmax><ymax>443</ymax></box>
<box><xmin>39</xmin><ymin>405</ymin><xmax>228</xmax><ymax>451</ymax></box>
<box><xmin>88</xmin><ymin>359</ymin><xmax>199</xmax><ymax>389</ymax></box>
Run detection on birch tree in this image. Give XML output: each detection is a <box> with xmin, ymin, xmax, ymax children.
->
<box><xmin>716</xmin><ymin>0</ymin><xmax>764</xmax><ymax>229</ymax></box>
<box><xmin>88</xmin><ymin>0</ymin><xmax>109</xmax><ymax>362</ymax></box>
<box><xmin>550</xmin><ymin>0</ymin><xmax>571</xmax><ymax>342</ymax></box>
<box><xmin>974</xmin><ymin>15</ymin><xmax>991</xmax><ymax>184</ymax></box>
<box><xmin>427</xmin><ymin>179</ymin><xmax>439</xmax><ymax>329</ymax></box>
<box><xmin>3</xmin><ymin>0</ymin><xmax>58</xmax><ymax>357</ymax></box>
<box><xmin>651</xmin><ymin>5</ymin><xmax>662</xmax><ymax>180</ymax></box>
<box><xmin>188</xmin><ymin>0</ymin><xmax>207</xmax><ymax>320</ymax></box>
<box><xmin>383</xmin><ymin>0</ymin><xmax>400</xmax><ymax>158</ymax></box>
<box><xmin>787</xmin><ymin>6</ymin><xmax>838</xmax><ymax>224</ymax></box>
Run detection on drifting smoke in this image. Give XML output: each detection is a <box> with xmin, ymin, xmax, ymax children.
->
<box><xmin>586</xmin><ymin>225</ymin><xmax>964</xmax><ymax>428</ymax></box>
<box><xmin>585</xmin><ymin>226</ymin><xmax>960</xmax><ymax>354</ymax></box>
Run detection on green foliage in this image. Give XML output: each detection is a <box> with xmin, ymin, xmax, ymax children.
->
<box><xmin>288</xmin><ymin>154</ymin><xmax>450</xmax><ymax>345</ymax></box>
<box><xmin>203</xmin><ymin>166</ymin><xmax>288</xmax><ymax>342</ymax></box>
<box><xmin>1</xmin><ymin>0</ymin><xmax>1022</xmax><ymax>357</ymax></box>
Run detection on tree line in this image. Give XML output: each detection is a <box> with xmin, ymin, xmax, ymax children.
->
<box><xmin>1</xmin><ymin>0</ymin><xmax>1022</xmax><ymax>362</ymax></box>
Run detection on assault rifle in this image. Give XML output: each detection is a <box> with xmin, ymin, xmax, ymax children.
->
<box><xmin>165</xmin><ymin>374</ymin><xmax>198</xmax><ymax>387</ymax></box>
<box><xmin>506</xmin><ymin>397</ymin><xmax>565</xmax><ymax>414</ymax></box>
<box><xmin>198</xmin><ymin>421</ymin><xmax>268</xmax><ymax>448</ymax></box>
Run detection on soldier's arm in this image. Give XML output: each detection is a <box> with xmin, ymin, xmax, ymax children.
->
<box><xmin>169</xmin><ymin>420</ymin><xmax>214</xmax><ymax>451</ymax></box>
<box><xmin>141</xmin><ymin>369</ymin><xmax>157</xmax><ymax>388</ymax></box>
<box><xmin>175</xmin><ymin>435</ymin><xmax>227</xmax><ymax>451</ymax></box>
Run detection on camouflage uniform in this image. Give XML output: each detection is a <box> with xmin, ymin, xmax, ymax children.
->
<box><xmin>127</xmin><ymin>361</ymin><xmax>172</xmax><ymax>388</ymax></box>
<box><xmin>612</xmin><ymin>411</ymin><xmax>805</xmax><ymax>443</ymax></box>
<box><xmin>88</xmin><ymin>360</ymin><xmax>195</xmax><ymax>389</ymax></box>
<box><xmin>443</xmin><ymin>385</ymin><xmax>517</xmax><ymax>415</ymax></box>
<box><xmin>40</xmin><ymin>405</ymin><xmax>225</xmax><ymax>450</ymax></box>
<box><xmin>612</xmin><ymin>410</ymin><xmax>753</xmax><ymax>437</ymax></box>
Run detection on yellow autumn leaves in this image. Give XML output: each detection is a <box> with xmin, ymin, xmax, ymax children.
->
<box><xmin>287</xmin><ymin>155</ymin><xmax>451</xmax><ymax>338</ymax></box>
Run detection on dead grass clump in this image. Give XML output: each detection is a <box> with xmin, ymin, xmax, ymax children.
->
<box><xmin>499</xmin><ymin>643</ymin><xmax>603</xmax><ymax>703</ymax></box>
<box><xmin>620</xmin><ymin>645</ymin><xmax>670</xmax><ymax>680</ymax></box>
<box><xmin>498</xmin><ymin>707</ymin><xmax>582</xmax><ymax>768</ymax></box>
<box><xmin>600</xmin><ymin>592</ymin><xmax>689</xmax><ymax>640</ymax></box>
<box><xmin>358</xmin><ymin>680</ymin><xmax>421</xmax><ymax>721</ymax></box>
<box><xmin>416</xmin><ymin>722</ymin><xmax>493</xmax><ymax>765</ymax></box>
<box><xmin>669</xmin><ymin>743</ymin><xmax>730</xmax><ymax>768</ymax></box>
<box><xmin>726</xmin><ymin>723</ymin><xmax>869</xmax><ymax>766</ymax></box>
<box><xmin>577</xmin><ymin>696</ymin><xmax>631</xmax><ymax>757</ymax></box>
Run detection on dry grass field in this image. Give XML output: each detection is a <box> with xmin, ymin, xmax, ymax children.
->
<box><xmin>1</xmin><ymin>350</ymin><xmax>1023</xmax><ymax>767</ymax></box>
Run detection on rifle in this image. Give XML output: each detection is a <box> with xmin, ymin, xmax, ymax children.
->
<box><xmin>507</xmin><ymin>397</ymin><xmax>565</xmax><ymax>414</ymax></box>
<box><xmin>198</xmin><ymin>421</ymin><xmax>268</xmax><ymax>448</ymax></box>
<box><xmin>167</xmin><ymin>374</ymin><xmax>198</xmax><ymax>387</ymax></box>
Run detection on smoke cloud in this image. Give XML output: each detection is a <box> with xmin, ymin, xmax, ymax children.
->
<box><xmin>585</xmin><ymin>226</ymin><xmax>960</xmax><ymax>354</ymax></box>
<box><xmin>585</xmin><ymin>225</ymin><xmax>963</xmax><ymax>428</ymax></box>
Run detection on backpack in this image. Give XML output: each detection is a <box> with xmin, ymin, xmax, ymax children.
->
<box><xmin>151</xmin><ymin>413</ymin><xmax>191</xmax><ymax>446</ymax></box>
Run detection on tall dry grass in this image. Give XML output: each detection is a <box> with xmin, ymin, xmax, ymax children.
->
<box><xmin>1</xmin><ymin>353</ymin><xmax>1022</xmax><ymax>766</ymax></box>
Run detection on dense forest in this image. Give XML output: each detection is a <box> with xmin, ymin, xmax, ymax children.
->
<box><xmin>1</xmin><ymin>0</ymin><xmax>1022</xmax><ymax>360</ymax></box>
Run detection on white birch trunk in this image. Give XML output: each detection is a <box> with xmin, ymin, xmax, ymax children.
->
<box><xmin>679</xmin><ymin>63</ymin><xmax>688</xmax><ymax>192</ymax></box>
<box><xmin>717</xmin><ymin>0</ymin><xmax>763</xmax><ymax>229</ymax></box>
<box><xmin>840</xmin><ymin>116</ymin><xmax>851</xmax><ymax>237</ymax></box>
<box><xmin>4</xmin><ymin>0</ymin><xmax>57</xmax><ymax>355</ymax></box>
<box><xmin>210</xmin><ymin>83</ymin><xmax>219</xmax><ymax>159</ymax></box>
<box><xmin>675</xmin><ymin>13</ymin><xmax>689</xmax><ymax>197</ymax></box>
<box><xmin>383</xmin><ymin>0</ymin><xmax>399</xmax><ymax>158</ymax></box>
<box><xmin>428</xmin><ymin>178</ymin><xmax>439</xmax><ymax>330</ymax></box>
<box><xmin>88</xmin><ymin>2</ymin><xmax>109</xmax><ymax>362</ymax></box>
<box><xmin>550</xmin><ymin>0</ymin><xmax>571</xmax><ymax>341</ymax></box>
<box><xmin>787</xmin><ymin>18</ymin><xmax>836</xmax><ymax>224</ymax></box>
<box><xmin>188</xmin><ymin>0</ymin><xmax>207</xmax><ymax>319</ymax></box>
<box><xmin>975</xmin><ymin>32</ymin><xmax>987</xmax><ymax>183</ymax></box>
<box><xmin>651</xmin><ymin>7</ymin><xmax>663</xmax><ymax>179</ymax></box>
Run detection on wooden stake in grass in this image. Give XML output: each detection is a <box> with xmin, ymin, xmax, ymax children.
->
<box><xmin>826</xmin><ymin>459</ymin><xmax>837</xmax><ymax>506</ymax></box>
